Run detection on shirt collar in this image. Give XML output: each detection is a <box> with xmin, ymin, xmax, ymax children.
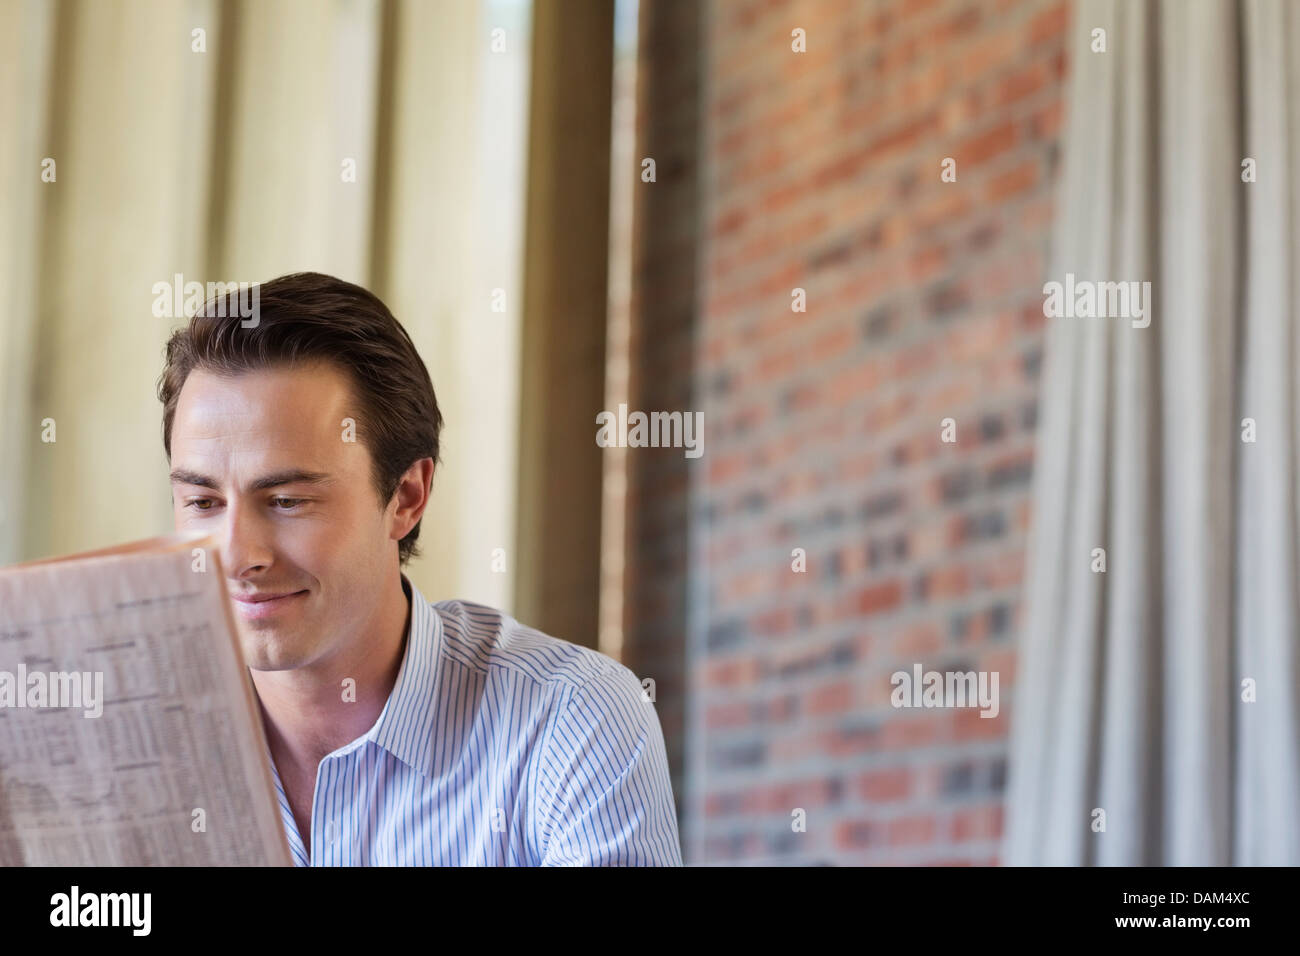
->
<box><xmin>367</xmin><ymin>572</ymin><xmax>442</xmax><ymax>777</ymax></box>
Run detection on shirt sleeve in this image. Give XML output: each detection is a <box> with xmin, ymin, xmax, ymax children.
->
<box><xmin>534</xmin><ymin>663</ymin><xmax>683</xmax><ymax>866</ymax></box>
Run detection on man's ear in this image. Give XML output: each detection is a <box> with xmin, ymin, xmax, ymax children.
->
<box><xmin>390</xmin><ymin>458</ymin><xmax>435</xmax><ymax>540</ymax></box>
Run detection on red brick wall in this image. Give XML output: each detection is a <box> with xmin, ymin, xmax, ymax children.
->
<box><xmin>626</xmin><ymin>0</ymin><xmax>1070</xmax><ymax>864</ymax></box>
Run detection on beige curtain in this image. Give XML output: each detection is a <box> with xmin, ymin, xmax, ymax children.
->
<box><xmin>0</xmin><ymin>0</ymin><xmax>530</xmax><ymax>611</ymax></box>
<box><xmin>1006</xmin><ymin>0</ymin><xmax>1300</xmax><ymax>865</ymax></box>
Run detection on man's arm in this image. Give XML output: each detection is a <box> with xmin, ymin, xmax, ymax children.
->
<box><xmin>533</xmin><ymin>663</ymin><xmax>683</xmax><ymax>866</ymax></box>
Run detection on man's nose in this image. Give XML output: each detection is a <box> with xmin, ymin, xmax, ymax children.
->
<box><xmin>222</xmin><ymin>500</ymin><xmax>275</xmax><ymax>575</ymax></box>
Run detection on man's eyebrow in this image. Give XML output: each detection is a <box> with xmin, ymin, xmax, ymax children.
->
<box><xmin>168</xmin><ymin>469</ymin><xmax>334</xmax><ymax>492</ymax></box>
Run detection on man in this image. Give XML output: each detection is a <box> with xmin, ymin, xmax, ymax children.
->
<box><xmin>158</xmin><ymin>271</ymin><xmax>682</xmax><ymax>866</ymax></box>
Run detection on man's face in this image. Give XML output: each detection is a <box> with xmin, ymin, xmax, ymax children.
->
<box><xmin>169</xmin><ymin>361</ymin><xmax>398</xmax><ymax>673</ymax></box>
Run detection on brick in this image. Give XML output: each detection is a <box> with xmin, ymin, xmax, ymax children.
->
<box><xmin>765</xmin><ymin>693</ymin><xmax>799</xmax><ymax>722</ymax></box>
<box><xmin>922</xmin><ymin>563</ymin><xmax>971</xmax><ymax>600</ymax></box>
<box><xmin>857</xmin><ymin>767</ymin><xmax>912</xmax><ymax>802</ymax></box>
<box><xmin>957</xmin><ymin>120</ymin><xmax>1019</xmax><ymax>167</ymax></box>
<box><xmin>895</xmin><ymin>621</ymin><xmax>942</xmax><ymax>657</ymax></box>
<box><xmin>752</xmin><ymin>605</ymin><xmax>794</xmax><ymax>637</ymax></box>
<box><xmin>962</xmin><ymin>31</ymin><xmax>1017</xmax><ymax>76</ymax></box>
<box><xmin>908</xmin><ymin>243</ymin><xmax>948</xmax><ymax>282</ymax></box>
<box><xmin>712</xmin><ymin>207</ymin><xmax>749</xmax><ymax>237</ymax></box>
<box><xmin>806</xmin><ymin>679</ymin><xmax>855</xmax><ymax>717</ymax></box>
<box><xmin>888</xmin><ymin>814</ymin><xmax>938</xmax><ymax>846</ymax></box>
<box><xmin>953</xmin><ymin>705</ymin><xmax>1006</xmax><ymax>741</ymax></box>
<box><xmin>824</xmin><ymin>722</ymin><xmax>880</xmax><ymax>757</ymax></box>
<box><xmin>702</xmin><ymin>657</ymin><xmax>760</xmax><ymax>689</ymax></box>
<box><xmin>1027</xmin><ymin>0</ymin><xmax>1070</xmax><ymax>45</ymax></box>
<box><xmin>835</xmin><ymin>818</ymin><xmax>883</xmax><ymax>850</ymax></box>
<box><xmin>706</xmin><ymin>700</ymin><xmax>754</xmax><ymax>730</ymax></box>
<box><xmin>854</xmin><ymin>579</ymin><xmax>905</xmax><ymax>616</ymax></box>
<box><xmin>986</xmin><ymin>160</ymin><xmax>1039</xmax><ymax>202</ymax></box>
<box><xmin>951</xmin><ymin>804</ymin><xmax>1005</xmax><ymax>842</ymax></box>
<box><xmin>1031</xmin><ymin>99</ymin><xmax>1065</xmax><ymax>141</ymax></box>
<box><xmin>993</xmin><ymin>60</ymin><xmax>1050</xmax><ymax>107</ymax></box>
<box><xmin>861</xmin><ymin>111</ymin><xmax>940</xmax><ymax>165</ymax></box>
<box><xmin>897</xmin><ymin>0</ymin><xmax>943</xmax><ymax>23</ymax></box>
<box><xmin>880</xmin><ymin>713</ymin><xmax>943</xmax><ymax>750</ymax></box>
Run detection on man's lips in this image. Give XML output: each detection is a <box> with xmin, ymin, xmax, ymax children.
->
<box><xmin>230</xmin><ymin>589</ymin><xmax>308</xmax><ymax>619</ymax></box>
<box><xmin>231</xmin><ymin>590</ymin><xmax>307</xmax><ymax>604</ymax></box>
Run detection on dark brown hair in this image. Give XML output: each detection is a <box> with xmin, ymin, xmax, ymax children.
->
<box><xmin>157</xmin><ymin>271</ymin><xmax>442</xmax><ymax>565</ymax></box>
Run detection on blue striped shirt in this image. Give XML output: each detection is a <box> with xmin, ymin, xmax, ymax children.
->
<box><xmin>263</xmin><ymin>575</ymin><xmax>682</xmax><ymax>866</ymax></box>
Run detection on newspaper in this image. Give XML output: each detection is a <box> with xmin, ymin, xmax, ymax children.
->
<box><xmin>0</xmin><ymin>532</ymin><xmax>291</xmax><ymax>865</ymax></box>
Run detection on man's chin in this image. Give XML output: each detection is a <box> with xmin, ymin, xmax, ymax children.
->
<box><xmin>236</xmin><ymin>627</ymin><xmax>311</xmax><ymax>672</ymax></box>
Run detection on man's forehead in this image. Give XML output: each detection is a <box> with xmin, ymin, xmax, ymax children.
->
<box><xmin>170</xmin><ymin>364</ymin><xmax>359</xmax><ymax>471</ymax></box>
<box><xmin>177</xmin><ymin>363</ymin><xmax>353</xmax><ymax>416</ymax></box>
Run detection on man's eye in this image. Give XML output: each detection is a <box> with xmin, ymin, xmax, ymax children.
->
<box><xmin>185</xmin><ymin>498</ymin><xmax>216</xmax><ymax>511</ymax></box>
<box><xmin>271</xmin><ymin>497</ymin><xmax>304</xmax><ymax>510</ymax></box>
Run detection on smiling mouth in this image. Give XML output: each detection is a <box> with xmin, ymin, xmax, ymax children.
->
<box><xmin>231</xmin><ymin>590</ymin><xmax>308</xmax><ymax>617</ymax></box>
<box><xmin>232</xmin><ymin>590</ymin><xmax>306</xmax><ymax>603</ymax></box>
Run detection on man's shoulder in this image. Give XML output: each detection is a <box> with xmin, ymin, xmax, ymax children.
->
<box><xmin>429</xmin><ymin>598</ymin><xmax>633</xmax><ymax>699</ymax></box>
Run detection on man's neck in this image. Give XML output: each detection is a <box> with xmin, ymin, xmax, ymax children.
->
<box><xmin>252</xmin><ymin>574</ymin><xmax>412</xmax><ymax>775</ymax></box>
